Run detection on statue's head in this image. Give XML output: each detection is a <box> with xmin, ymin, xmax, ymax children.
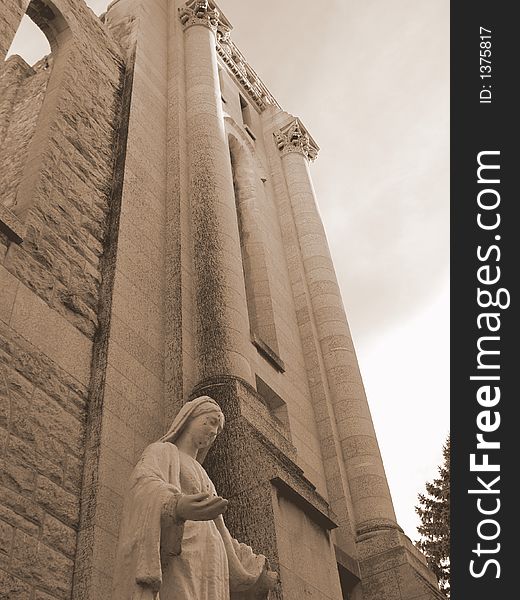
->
<box><xmin>183</xmin><ymin>407</ymin><xmax>224</xmax><ymax>450</ymax></box>
<box><xmin>160</xmin><ymin>396</ymin><xmax>224</xmax><ymax>462</ymax></box>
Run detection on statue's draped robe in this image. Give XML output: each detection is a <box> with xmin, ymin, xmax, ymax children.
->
<box><xmin>112</xmin><ymin>441</ymin><xmax>268</xmax><ymax>600</ymax></box>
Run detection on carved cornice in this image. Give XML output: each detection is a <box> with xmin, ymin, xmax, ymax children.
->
<box><xmin>216</xmin><ymin>25</ymin><xmax>279</xmax><ymax>111</ymax></box>
<box><xmin>274</xmin><ymin>119</ymin><xmax>319</xmax><ymax>161</ymax></box>
<box><xmin>179</xmin><ymin>0</ymin><xmax>220</xmax><ymax>32</ymax></box>
<box><xmin>179</xmin><ymin>1</ymin><xmax>280</xmax><ymax>111</ymax></box>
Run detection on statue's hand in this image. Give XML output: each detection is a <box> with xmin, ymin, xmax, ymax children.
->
<box><xmin>261</xmin><ymin>569</ymin><xmax>279</xmax><ymax>590</ymax></box>
<box><xmin>254</xmin><ymin>561</ymin><xmax>278</xmax><ymax>593</ymax></box>
<box><xmin>176</xmin><ymin>492</ymin><xmax>228</xmax><ymax>521</ymax></box>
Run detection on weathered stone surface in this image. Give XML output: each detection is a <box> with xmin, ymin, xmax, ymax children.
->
<box><xmin>0</xmin><ymin>325</ymin><xmax>88</xmax><ymax>575</ymax></box>
<box><xmin>0</xmin><ymin>485</ymin><xmax>44</xmax><ymax>533</ymax></box>
<box><xmin>42</xmin><ymin>514</ymin><xmax>77</xmax><ymax>559</ymax></box>
<box><xmin>0</xmin><ymin>569</ymin><xmax>31</xmax><ymax>600</ymax></box>
<box><xmin>0</xmin><ymin>519</ymin><xmax>13</xmax><ymax>556</ymax></box>
<box><xmin>0</xmin><ymin>234</ymin><xmax>8</xmax><ymax>261</ymax></box>
<box><xmin>34</xmin><ymin>475</ymin><xmax>80</xmax><ymax>528</ymax></box>
<box><xmin>11</xmin><ymin>530</ymin><xmax>74</xmax><ymax>599</ymax></box>
<box><xmin>6</xmin><ymin>436</ymin><xmax>63</xmax><ymax>487</ymax></box>
<box><xmin>34</xmin><ymin>592</ymin><xmax>58</xmax><ymax>600</ymax></box>
<box><xmin>0</xmin><ymin>322</ymin><xmax>88</xmax><ymax>418</ymax></box>
<box><xmin>0</xmin><ymin>57</ymin><xmax>49</xmax><ymax>212</ymax></box>
<box><xmin>0</xmin><ymin>503</ymin><xmax>38</xmax><ymax>538</ymax></box>
<box><xmin>1</xmin><ymin>0</ymin><xmax>123</xmax><ymax>342</ymax></box>
<box><xmin>0</xmin><ymin>0</ymin><xmax>26</xmax><ymax>61</ymax></box>
<box><xmin>0</xmin><ymin>456</ymin><xmax>36</xmax><ymax>495</ymax></box>
<box><xmin>0</xmin><ymin>265</ymin><xmax>19</xmax><ymax>324</ymax></box>
<box><xmin>63</xmin><ymin>454</ymin><xmax>83</xmax><ymax>494</ymax></box>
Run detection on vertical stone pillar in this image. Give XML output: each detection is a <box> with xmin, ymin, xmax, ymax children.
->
<box><xmin>229</xmin><ymin>135</ymin><xmax>280</xmax><ymax>357</ymax></box>
<box><xmin>275</xmin><ymin>119</ymin><xmax>399</xmax><ymax>539</ymax></box>
<box><xmin>179</xmin><ymin>1</ymin><xmax>252</xmax><ymax>386</ymax></box>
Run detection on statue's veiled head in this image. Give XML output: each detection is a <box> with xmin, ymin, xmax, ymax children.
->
<box><xmin>160</xmin><ymin>396</ymin><xmax>224</xmax><ymax>462</ymax></box>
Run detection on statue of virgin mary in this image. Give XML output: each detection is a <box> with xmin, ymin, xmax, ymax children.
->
<box><xmin>111</xmin><ymin>396</ymin><xmax>277</xmax><ymax>600</ymax></box>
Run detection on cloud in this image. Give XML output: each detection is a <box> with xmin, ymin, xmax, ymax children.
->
<box><xmin>219</xmin><ymin>0</ymin><xmax>449</xmax><ymax>342</ymax></box>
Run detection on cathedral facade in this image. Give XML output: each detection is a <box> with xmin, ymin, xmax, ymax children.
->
<box><xmin>0</xmin><ymin>1</ymin><xmax>442</xmax><ymax>598</ymax></box>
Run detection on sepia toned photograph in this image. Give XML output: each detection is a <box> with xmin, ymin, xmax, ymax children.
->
<box><xmin>1</xmin><ymin>1</ymin><xmax>449</xmax><ymax>599</ymax></box>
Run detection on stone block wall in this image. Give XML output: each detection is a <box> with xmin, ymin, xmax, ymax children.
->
<box><xmin>274</xmin><ymin>494</ymin><xmax>344</xmax><ymax>600</ymax></box>
<box><xmin>0</xmin><ymin>320</ymin><xmax>87</xmax><ymax>599</ymax></box>
<box><xmin>0</xmin><ymin>1</ymin><xmax>125</xmax><ymax>598</ymax></box>
<box><xmin>74</xmin><ymin>1</ymin><xmax>170</xmax><ymax>598</ymax></box>
<box><xmin>357</xmin><ymin>530</ymin><xmax>444</xmax><ymax>600</ymax></box>
<box><xmin>0</xmin><ymin>55</ymin><xmax>50</xmax><ymax>212</ymax></box>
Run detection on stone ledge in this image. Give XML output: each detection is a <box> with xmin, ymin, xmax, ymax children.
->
<box><xmin>335</xmin><ymin>544</ymin><xmax>361</xmax><ymax>580</ymax></box>
<box><xmin>0</xmin><ymin>205</ymin><xmax>24</xmax><ymax>244</ymax></box>
<box><xmin>251</xmin><ymin>334</ymin><xmax>285</xmax><ymax>372</ymax></box>
<box><xmin>356</xmin><ymin>529</ymin><xmax>443</xmax><ymax>599</ymax></box>
<box><xmin>271</xmin><ymin>476</ymin><xmax>338</xmax><ymax>531</ymax></box>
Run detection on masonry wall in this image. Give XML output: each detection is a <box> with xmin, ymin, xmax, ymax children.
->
<box><xmin>75</xmin><ymin>1</ymin><xmax>170</xmax><ymax>597</ymax></box>
<box><xmin>0</xmin><ymin>1</ymin><xmax>124</xmax><ymax>598</ymax></box>
<box><xmin>0</xmin><ymin>55</ymin><xmax>50</xmax><ymax>212</ymax></box>
<box><xmin>274</xmin><ymin>494</ymin><xmax>344</xmax><ymax>599</ymax></box>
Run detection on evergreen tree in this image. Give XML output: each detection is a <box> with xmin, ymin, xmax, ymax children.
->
<box><xmin>416</xmin><ymin>435</ymin><xmax>450</xmax><ymax>597</ymax></box>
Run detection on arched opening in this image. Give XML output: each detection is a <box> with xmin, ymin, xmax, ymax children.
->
<box><xmin>0</xmin><ymin>0</ymin><xmax>72</xmax><ymax>240</ymax></box>
<box><xmin>5</xmin><ymin>14</ymin><xmax>51</xmax><ymax>64</ymax></box>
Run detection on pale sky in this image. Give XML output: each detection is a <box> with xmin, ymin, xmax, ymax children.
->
<box><xmin>7</xmin><ymin>0</ymin><xmax>449</xmax><ymax>541</ymax></box>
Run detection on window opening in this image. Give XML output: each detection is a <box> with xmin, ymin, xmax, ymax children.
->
<box><xmin>239</xmin><ymin>93</ymin><xmax>254</xmax><ymax>134</ymax></box>
<box><xmin>218</xmin><ymin>66</ymin><xmax>226</xmax><ymax>102</ymax></box>
<box><xmin>255</xmin><ymin>375</ymin><xmax>290</xmax><ymax>433</ymax></box>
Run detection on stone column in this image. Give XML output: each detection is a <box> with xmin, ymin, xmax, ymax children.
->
<box><xmin>179</xmin><ymin>1</ymin><xmax>252</xmax><ymax>385</ymax></box>
<box><xmin>275</xmin><ymin>119</ymin><xmax>399</xmax><ymax>539</ymax></box>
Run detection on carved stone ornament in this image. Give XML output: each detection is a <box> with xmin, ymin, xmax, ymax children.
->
<box><xmin>216</xmin><ymin>23</ymin><xmax>232</xmax><ymax>45</ymax></box>
<box><xmin>179</xmin><ymin>0</ymin><xmax>220</xmax><ymax>32</ymax></box>
<box><xmin>274</xmin><ymin>120</ymin><xmax>319</xmax><ymax>161</ymax></box>
<box><xmin>216</xmin><ymin>25</ymin><xmax>279</xmax><ymax>111</ymax></box>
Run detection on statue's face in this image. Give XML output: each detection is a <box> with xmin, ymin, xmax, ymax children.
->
<box><xmin>186</xmin><ymin>411</ymin><xmax>223</xmax><ymax>449</ymax></box>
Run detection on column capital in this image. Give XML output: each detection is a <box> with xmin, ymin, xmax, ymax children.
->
<box><xmin>274</xmin><ymin>119</ymin><xmax>319</xmax><ymax>162</ymax></box>
<box><xmin>179</xmin><ymin>0</ymin><xmax>220</xmax><ymax>32</ymax></box>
